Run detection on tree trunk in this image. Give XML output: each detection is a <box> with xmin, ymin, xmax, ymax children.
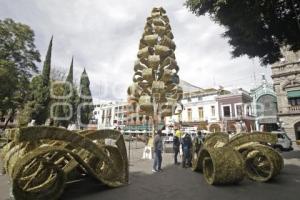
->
<box><xmin>3</xmin><ymin>112</ymin><xmax>13</xmax><ymax>131</ymax></box>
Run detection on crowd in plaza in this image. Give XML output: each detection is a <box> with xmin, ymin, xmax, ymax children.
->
<box><xmin>152</xmin><ymin>127</ymin><xmax>205</xmax><ymax>172</ymax></box>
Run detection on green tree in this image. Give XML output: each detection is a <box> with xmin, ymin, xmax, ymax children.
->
<box><xmin>185</xmin><ymin>0</ymin><xmax>300</xmax><ymax>65</ymax></box>
<box><xmin>63</xmin><ymin>58</ymin><xmax>79</xmax><ymax>126</ymax></box>
<box><xmin>0</xmin><ymin>18</ymin><xmax>41</xmax><ymax>129</ymax></box>
<box><xmin>53</xmin><ymin>81</ymin><xmax>65</xmax><ymax>127</ymax></box>
<box><xmin>52</xmin><ymin>58</ymin><xmax>79</xmax><ymax>127</ymax></box>
<box><xmin>78</xmin><ymin>69</ymin><xmax>93</xmax><ymax>128</ymax></box>
<box><xmin>18</xmin><ymin>37</ymin><xmax>53</xmax><ymax>126</ymax></box>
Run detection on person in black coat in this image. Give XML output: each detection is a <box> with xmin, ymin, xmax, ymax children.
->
<box><xmin>181</xmin><ymin>133</ymin><xmax>192</xmax><ymax>168</ymax></box>
<box><xmin>173</xmin><ymin>130</ymin><xmax>180</xmax><ymax>165</ymax></box>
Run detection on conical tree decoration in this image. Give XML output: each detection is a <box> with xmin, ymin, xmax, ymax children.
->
<box><xmin>128</xmin><ymin>7</ymin><xmax>183</xmax><ymax>131</ymax></box>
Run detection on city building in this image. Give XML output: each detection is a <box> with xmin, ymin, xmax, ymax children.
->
<box><xmin>271</xmin><ymin>50</ymin><xmax>300</xmax><ymax>141</ymax></box>
<box><xmin>250</xmin><ymin>75</ymin><xmax>278</xmax><ymax>132</ymax></box>
<box><xmin>93</xmin><ymin>101</ymin><xmax>128</xmax><ymax>129</ymax></box>
<box><xmin>165</xmin><ymin>80</ymin><xmax>230</xmax><ymax>133</ymax></box>
<box><xmin>216</xmin><ymin>88</ymin><xmax>255</xmax><ymax>133</ymax></box>
<box><xmin>166</xmin><ymin>88</ymin><xmax>222</xmax><ymax>132</ymax></box>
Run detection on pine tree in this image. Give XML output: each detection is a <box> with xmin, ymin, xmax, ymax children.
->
<box><xmin>78</xmin><ymin>68</ymin><xmax>93</xmax><ymax>128</ymax></box>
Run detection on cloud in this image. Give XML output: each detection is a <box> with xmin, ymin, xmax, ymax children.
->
<box><xmin>0</xmin><ymin>0</ymin><xmax>272</xmax><ymax>103</ymax></box>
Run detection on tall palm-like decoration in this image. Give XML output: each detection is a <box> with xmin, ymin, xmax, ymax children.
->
<box><xmin>127</xmin><ymin>7</ymin><xmax>183</xmax><ymax>137</ymax></box>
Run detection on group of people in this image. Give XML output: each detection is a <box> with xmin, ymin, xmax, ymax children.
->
<box><xmin>152</xmin><ymin>129</ymin><xmax>204</xmax><ymax>172</ymax></box>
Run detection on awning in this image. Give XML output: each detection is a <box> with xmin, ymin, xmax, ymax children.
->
<box><xmin>287</xmin><ymin>90</ymin><xmax>300</xmax><ymax>98</ymax></box>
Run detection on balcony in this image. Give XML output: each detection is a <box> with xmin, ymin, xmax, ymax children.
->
<box><xmin>288</xmin><ymin>105</ymin><xmax>300</xmax><ymax>114</ymax></box>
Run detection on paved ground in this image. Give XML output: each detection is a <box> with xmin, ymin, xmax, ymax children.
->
<box><xmin>1</xmin><ymin>142</ymin><xmax>300</xmax><ymax>200</ymax></box>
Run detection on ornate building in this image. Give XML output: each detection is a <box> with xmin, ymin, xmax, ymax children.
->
<box><xmin>250</xmin><ymin>75</ymin><xmax>278</xmax><ymax>132</ymax></box>
<box><xmin>271</xmin><ymin>50</ymin><xmax>300</xmax><ymax>141</ymax></box>
<box><xmin>216</xmin><ymin>89</ymin><xmax>255</xmax><ymax>133</ymax></box>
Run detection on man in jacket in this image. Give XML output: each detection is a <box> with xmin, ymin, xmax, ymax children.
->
<box><xmin>153</xmin><ymin>130</ymin><xmax>163</xmax><ymax>172</ymax></box>
<box><xmin>173</xmin><ymin>129</ymin><xmax>180</xmax><ymax>164</ymax></box>
<box><xmin>181</xmin><ymin>133</ymin><xmax>192</xmax><ymax>168</ymax></box>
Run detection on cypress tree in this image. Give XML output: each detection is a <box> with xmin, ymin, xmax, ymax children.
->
<box><xmin>78</xmin><ymin>68</ymin><xmax>93</xmax><ymax>128</ymax></box>
<box><xmin>29</xmin><ymin>37</ymin><xmax>53</xmax><ymax>125</ymax></box>
<box><xmin>66</xmin><ymin>57</ymin><xmax>73</xmax><ymax>83</ymax></box>
<box><xmin>42</xmin><ymin>36</ymin><xmax>53</xmax><ymax>86</ymax></box>
<box><xmin>63</xmin><ymin>57</ymin><xmax>79</xmax><ymax>127</ymax></box>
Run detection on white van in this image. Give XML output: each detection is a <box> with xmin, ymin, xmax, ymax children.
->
<box><xmin>271</xmin><ymin>131</ymin><xmax>293</xmax><ymax>151</ymax></box>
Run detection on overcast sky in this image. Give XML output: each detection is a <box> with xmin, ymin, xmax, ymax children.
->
<box><xmin>0</xmin><ymin>0</ymin><xmax>272</xmax><ymax>102</ymax></box>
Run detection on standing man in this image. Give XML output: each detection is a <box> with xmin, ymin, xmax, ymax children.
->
<box><xmin>173</xmin><ymin>129</ymin><xmax>180</xmax><ymax>165</ymax></box>
<box><xmin>153</xmin><ymin>130</ymin><xmax>163</xmax><ymax>172</ymax></box>
<box><xmin>194</xmin><ymin>131</ymin><xmax>204</xmax><ymax>153</ymax></box>
<box><xmin>181</xmin><ymin>133</ymin><xmax>192</xmax><ymax>168</ymax></box>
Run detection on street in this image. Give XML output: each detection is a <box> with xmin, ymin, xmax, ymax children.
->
<box><xmin>1</xmin><ymin>142</ymin><xmax>300</xmax><ymax>200</ymax></box>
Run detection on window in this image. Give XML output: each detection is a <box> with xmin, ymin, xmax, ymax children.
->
<box><xmin>236</xmin><ymin>104</ymin><xmax>243</xmax><ymax>117</ymax></box>
<box><xmin>0</xmin><ymin>118</ymin><xmax>5</xmax><ymax>122</ymax></box>
<box><xmin>277</xmin><ymin>134</ymin><xmax>284</xmax><ymax>139</ymax></box>
<box><xmin>198</xmin><ymin>107</ymin><xmax>204</xmax><ymax>121</ymax></box>
<box><xmin>178</xmin><ymin>113</ymin><xmax>182</xmax><ymax>121</ymax></box>
<box><xmin>223</xmin><ymin>106</ymin><xmax>231</xmax><ymax>117</ymax></box>
<box><xmin>198</xmin><ymin>96</ymin><xmax>203</xmax><ymax>101</ymax></box>
<box><xmin>211</xmin><ymin>106</ymin><xmax>215</xmax><ymax>116</ymax></box>
<box><xmin>188</xmin><ymin>108</ymin><xmax>192</xmax><ymax>121</ymax></box>
<box><xmin>187</xmin><ymin>97</ymin><xmax>191</xmax><ymax>102</ymax></box>
<box><xmin>288</xmin><ymin>97</ymin><xmax>300</xmax><ymax>106</ymax></box>
<box><xmin>246</xmin><ymin>105</ymin><xmax>251</xmax><ymax>116</ymax></box>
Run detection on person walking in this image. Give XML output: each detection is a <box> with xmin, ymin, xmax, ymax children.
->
<box><xmin>152</xmin><ymin>130</ymin><xmax>163</xmax><ymax>172</ymax></box>
<box><xmin>194</xmin><ymin>131</ymin><xmax>204</xmax><ymax>153</ymax></box>
<box><xmin>173</xmin><ymin>129</ymin><xmax>180</xmax><ymax>165</ymax></box>
<box><xmin>181</xmin><ymin>132</ymin><xmax>192</xmax><ymax>168</ymax></box>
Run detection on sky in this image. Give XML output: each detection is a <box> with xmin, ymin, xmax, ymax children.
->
<box><xmin>0</xmin><ymin>0</ymin><xmax>273</xmax><ymax>103</ymax></box>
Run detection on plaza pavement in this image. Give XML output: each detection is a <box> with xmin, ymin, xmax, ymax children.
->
<box><xmin>0</xmin><ymin>141</ymin><xmax>300</xmax><ymax>200</ymax></box>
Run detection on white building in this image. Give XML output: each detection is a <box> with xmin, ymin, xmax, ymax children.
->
<box><xmin>165</xmin><ymin>83</ymin><xmax>228</xmax><ymax>132</ymax></box>
<box><xmin>180</xmin><ymin>92</ymin><xmax>220</xmax><ymax>123</ymax></box>
<box><xmin>93</xmin><ymin>101</ymin><xmax>128</xmax><ymax>129</ymax></box>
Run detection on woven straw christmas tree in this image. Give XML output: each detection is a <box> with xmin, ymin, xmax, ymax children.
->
<box><xmin>127</xmin><ymin>7</ymin><xmax>183</xmax><ymax>135</ymax></box>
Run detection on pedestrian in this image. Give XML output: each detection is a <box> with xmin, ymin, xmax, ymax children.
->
<box><xmin>181</xmin><ymin>133</ymin><xmax>192</xmax><ymax>168</ymax></box>
<box><xmin>194</xmin><ymin>131</ymin><xmax>203</xmax><ymax>154</ymax></box>
<box><xmin>152</xmin><ymin>130</ymin><xmax>163</xmax><ymax>172</ymax></box>
<box><xmin>173</xmin><ymin>129</ymin><xmax>180</xmax><ymax>165</ymax></box>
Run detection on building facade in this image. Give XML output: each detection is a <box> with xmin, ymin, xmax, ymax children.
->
<box><xmin>250</xmin><ymin>75</ymin><xmax>278</xmax><ymax>132</ymax></box>
<box><xmin>165</xmin><ymin>88</ymin><xmax>228</xmax><ymax>133</ymax></box>
<box><xmin>93</xmin><ymin>101</ymin><xmax>128</xmax><ymax>129</ymax></box>
<box><xmin>271</xmin><ymin>50</ymin><xmax>300</xmax><ymax>141</ymax></box>
<box><xmin>216</xmin><ymin>89</ymin><xmax>255</xmax><ymax>133</ymax></box>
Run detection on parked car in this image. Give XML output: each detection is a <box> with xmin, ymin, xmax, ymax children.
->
<box><xmin>270</xmin><ymin>131</ymin><xmax>293</xmax><ymax>151</ymax></box>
